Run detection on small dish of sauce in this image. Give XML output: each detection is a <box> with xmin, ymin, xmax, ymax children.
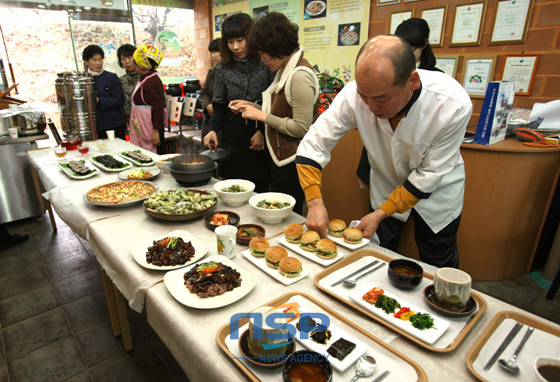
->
<box><xmin>537</xmin><ymin>364</ymin><xmax>560</xmax><ymax>382</ymax></box>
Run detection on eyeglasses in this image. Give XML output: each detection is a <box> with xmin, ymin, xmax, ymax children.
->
<box><xmin>411</xmin><ymin>47</ymin><xmax>418</xmax><ymax>52</ymax></box>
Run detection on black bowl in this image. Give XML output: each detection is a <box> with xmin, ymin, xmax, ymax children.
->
<box><xmin>236</xmin><ymin>224</ymin><xmax>266</xmax><ymax>245</ymax></box>
<box><xmin>423</xmin><ymin>285</ymin><xmax>478</xmax><ymax>317</ymax></box>
<box><xmin>168</xmin><ymin>154</ymin><xmax>215</xmax><ymax>172</ymax></box>
<box><xmin>167</xmin><ymin>162</ymin><xmax>217</xmax><ymax>185</ymax></box>
<box><xmin>239</xmin><ymin>329</ymin><xmax>295</xmax><ymax>369</ymax></box>
<box><xmin>387</xmin><ymin>259</ymin><xmax>424</xmax><ymax>290</ymax></box>
<box><xmin>283</xmin><ymin>350</ymin><xmax>333</xmax><ymax>382</ymax></box>
<box><xmin>204</xmin><ymin>211</ymin><xmax>240</xmax><ymax>231</ymax></box>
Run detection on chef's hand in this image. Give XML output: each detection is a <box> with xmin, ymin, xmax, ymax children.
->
<box><xmin>305</xmin><ymin>198</ymin><xmax>329</xmax><ymax>238</ymax></box>
<box><xmin>355</xmin><ymin>209</ymin><xmax>387</xmax><ymax>238</ymax></box>
<box><xmin>151</xmin><ymin>130</ymin><xmax>161</xmax><ymax>146</ymax></box>
<box><xmin>249</xmin><ymin>130</ymin><xmax>265</xmax><ymax>150</ymax></box>
<box><xmin>206</xmin><ymin>104</ymin><xmax>213</xmax><ymax>116</ymax></box>
<box><xmin>204</xmin><ymin>130</ymin><xmax>219</xmax><ymax>149</ymax></box>
<box><xmin>242</xmin><ymin>105</ymin><xmax>267</xmax><ymax>123</ymax></box>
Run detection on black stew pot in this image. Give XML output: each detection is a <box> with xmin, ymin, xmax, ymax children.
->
<box><xmin>167</xmin><ymin>154</ymin><xmax>217</xmax><ymax>185</ymax></box>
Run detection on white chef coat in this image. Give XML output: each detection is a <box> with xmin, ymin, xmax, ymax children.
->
<box><xmin>296</xmin><ymin>69</ymin><xmax>472</xmax><ymax>233</ymax></box>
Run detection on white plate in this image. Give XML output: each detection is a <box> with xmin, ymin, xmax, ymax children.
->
<box><xmin>118</xmin><ymin>151</ymin><xmax>155</xmax><ymax>167</ymax></box>
<box><xmin>90</xmin><ymin>154</ymin><xmax>132</xmax><ymax>172</ymax></box>
<box><xmin>240</xmin><ymin>249</ymin><xmax>309</xmax><ymax>285</ymax></box>
<box><xmin>276</xmin><ymin>237</ymin><xmax>347</xmax><ymax>267</ymax></box>
<box><xmin>327</xmin><ymin>233</ymin><xmax>371</xmax><ymax>250</ymax></box>
<box><xmin>57</xmin><ymin>160</ymin><xmax>98</xmax><ymax>180</ymax></box>
<box><xmin>306</xmin><ymin>0</ymin><xmax>326</xmax><ymax>16</ymax></box>
<box><xmin>286</xmin><ymin>297</ymin><xmax>368</xmax><ymax>373</ymax></box>
<box><xmin>130</xmin><ymin>230</ymin><xmax>208</xmax><ymax>271</ymax></box>
<box><xmin>164</xmin><ymin>255</ymin><xmax>255</xmax><ymax>309</ymax></box>
<box><xmin>349</xmin><ymin>283</ymin><xmax>450</xmax><ymax>345</ymax></box>
<box><xmin>118</xmin><ymin>167</ymin><xmax>161</xmax><ymax>181</ymax></box>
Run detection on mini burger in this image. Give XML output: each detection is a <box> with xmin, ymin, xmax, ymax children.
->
<box><xmin>343</xmin><ymin>227</ymin><xmax>363</xmax><ymax>244</ymax></box>
<box><xmin>328</xmin><ymin>219</ymin><xmax>347</xmax><ymax>237</ymax></box>
<box><xmin>249</xmin><ymin>236</ymin><xmax>270</xmax><ymax>257</ymax></box>
<box><xmin>284</xmin><ymin>224</ymin><xmax>303</xmax><ymax>244</ymax></box>
<box><xmin>265</xmin><ymin>246</ymin><xmax>288</xmax><ymax>269</ymax></box>
<box><xmin>315</xmin><ymin>239</ymin><xmax>338</xmax><ymax>260</ymax></box>
<box><xmin>299</xmin><ymin>230</ymin><xmax>320</xmax><ymax>252</ymax></box>
<box><xmin>278</xmin><ymin>256</ymin><xmax>303</xmax><ymax>278</ymax></box>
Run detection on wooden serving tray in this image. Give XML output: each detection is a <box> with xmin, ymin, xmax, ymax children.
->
<box><xmin>466</xmin><ymin>310</ymin><xmax>560</xmax><ymax>381</ymax></box>
<box><xmin>313</xmin><ymin>249</ymin><xmax>487</xmax><ymax>353</ymax></box>
<box><xmin>216</xmin><ymin>292</ymin><xmax>428</xmax><ymax>382</ymax></box>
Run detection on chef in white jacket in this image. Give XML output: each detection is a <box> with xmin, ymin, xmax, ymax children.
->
<box><xmin>295</xmin><ymin>35</ymin><xmax>472</xmax><ymax>268</ymax></box>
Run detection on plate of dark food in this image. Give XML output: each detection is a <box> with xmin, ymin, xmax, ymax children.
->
<box><xmin>236</xmin><ymin>224</ymin><xmax>265</xmax><ymax>245</ymax></box>
<box><xmin>130</xmin><ymin>230</ymin><xmax>208</xmax><ymax>271</ymax></box>
<box><xmin>163</xmin><ymin>255</ymin><xmax>255</xmax><ymax>309</ymax></box>
<box><xmin>58</xmin><ymin>159</ymin><xmax>98</xmax><ymax>180</ymax></box>
<box><xmin>238</xmin><ymin>328</ymin><xmax>296</xmax><ymax>369</ymax></box>
<box><xmin>281</xmin><ymin>299</ymin><xmax>368</xmax><ymax>373</ymax></box>
<box><xmin>143</xmin><ymin>188</ymin><xmax>218</xmax><ymax>221</ymax></box>
<box><xmin>350</xmin><ymin>283</ymin><xmax>450</xmax><ymax>345</ymax></box>
<box><xmin>118</xmin><ymin>150</ymin><xmax>154</xmax><ymax>166</ymax></box>
<box><xmin>90</xmin><ymin>154</ymin><xmax>132</xmax><ymax>172</ymax></box>
<box><xmin>204</xmin><ymin>211</ymin><xmax>240</xmax><ymax>231</ymax></box>
<box><xmin>423</xmin><ymin>285</ymin><xmax>478</xmax><ymax>318</ymax></box>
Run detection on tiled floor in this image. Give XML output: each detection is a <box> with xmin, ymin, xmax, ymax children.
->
<box><xmin>1</xmin><ymin>212</ymin><xmax>559</xmax><ymax>382</ymax></box>
<box><xmin>0</xmin><ymin>213</ymin><xmax>188</xmax><ymax>382</ymax></box>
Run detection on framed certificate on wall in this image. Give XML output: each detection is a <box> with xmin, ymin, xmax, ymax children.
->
<box><xmin>500</xmin><ymin>55</ymin><xmax>539</xmax><ymax>95</ymax></box>
<box><xmin>390</xmin><ymin>10</ymin><xmax>414</xmax><ymax>34</ymax></box>
<box><xmin>450</xmin><ymin>2</ymin><xmax>486</xmax><ymax>46</ymax></box>
<box><xmin>436</xmin><ymin>55</ymin><xmax>459</xmax><ymax>78</ymax></box>
<box><xmin>461</xmin><ymin>55</ymin><xmax>497</xmax><ymax>98</ymax></box>
<box><xmin>490</xmin><ymin>0</ymin><xmax>534</xmax><ymax>45</ymax></box>
<box><xmin>420</xmin><ymin>6</ymin><xmax>447</xmax><ymax>47</ymax></box>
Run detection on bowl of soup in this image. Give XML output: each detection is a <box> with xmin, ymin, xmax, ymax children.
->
<box><xmin>535</xmin><ymin>356</ymin><xmax>560</xmax><ymax>382</ymax></box>
<box><xmin>249</xmin><ymin>192</ymin><xmax>296</xmax><ymax>224</ymax></box>
<box><xmin>283</xmin><ymin>350</ymin><xmax>332</xmax><ymax>382</ymax></box>
<box><xmin>387</xmin><ymin>259</ymin><xmax>423</xmax><ymax>289</ymax></box>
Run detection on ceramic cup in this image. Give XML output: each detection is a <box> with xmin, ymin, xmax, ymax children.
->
<box><xmin>215</xmin><ymin>225</ymin><xmax>237</xmax><ymax>259</ymax></box>
<box><xmin>433</xmin><ymin>268</ymin><xmax>472</xmax><ymax>312</ymax></box>
<box><xmin>8</xmin><ymin>127</ymin><xmax>18</xmax><ymax>139</ymax></box>
<box><xmin>106</xmin><ymin>130</ymin><xmax>115</xmax><ymax>140</ymax></box>
<box><xmin>535</xmin><ymin>356</ymin><xmax>560</xmax><ymax>382</ymax></box>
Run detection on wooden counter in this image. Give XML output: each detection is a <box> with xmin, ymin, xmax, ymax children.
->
<box><xmin>323</xmin><ymin>133</ymin><xmax>560</xmax><ymax>282</ymax></box>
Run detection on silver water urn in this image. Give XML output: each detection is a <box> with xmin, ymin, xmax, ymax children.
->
<box><xmin>55</xmin><ymin>72</ymin><xmax>97</xmax><ymax>141</ymax></box>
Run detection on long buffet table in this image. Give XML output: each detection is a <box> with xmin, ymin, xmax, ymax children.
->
<box><xmin>27</xmin><ymin>139</ymin><xmax>560</xmax><ymax>382</ymax></box>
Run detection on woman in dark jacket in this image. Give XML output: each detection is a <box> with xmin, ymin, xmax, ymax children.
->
<box><xmin>199</xmin><ymin>38</ymin><xmax>221</xmax><ymax>141</ymax></box>
<box><xmin>203</xmin><ymin>14</ymin><xmax>275</xmax><ymax>192</ymax></box>
<box><xmin>82</xmin><ymin>44</ymin><xmax>126</xmax><ymax>140</ymax></box>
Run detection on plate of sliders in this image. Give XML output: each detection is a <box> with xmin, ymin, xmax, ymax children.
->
<box><xmin>277</xmin><ymin>224</ymin><xmax>348</xmax><ymax>266</ymax></box>
<box><xmin>130</xmin><ymin>230</ymin><xmax>208</xmax><ymax>271</ymax></box>
<box><xmin>327</xmin><ymin>219</ymin><xmax>372</xmax><ymax>250</ymax></box>
<box><xmin>240</xmin><ymin>237</ymin><xmax>309</xmax><ymax>285</ymax></box>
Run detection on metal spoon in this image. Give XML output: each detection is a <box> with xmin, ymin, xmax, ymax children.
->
<box><xmin>350</xmin><ymin>355</ymin><xmax>377</xmax><ymax>382</ymax></box>
<box><xmin>343</xmin><ymin>263</ymin><xmax>386</xmax><ymax>287</ymax></box>
<box><xmin>498</xmin><ymin>326</ymin><xmax>534</xmax><ymax>373</ymax></box>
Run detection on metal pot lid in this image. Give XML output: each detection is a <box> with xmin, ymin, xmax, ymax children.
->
<box><xmin>199</xmin><ymin>148</ymin><xmax>231</xmax><ymax>161</ymax></box>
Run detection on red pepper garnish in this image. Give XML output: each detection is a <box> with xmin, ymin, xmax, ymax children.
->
<box><xmin>393</xmin><ymin>307</ymin><xmax>411</xmax><ymax>319</ymax></box>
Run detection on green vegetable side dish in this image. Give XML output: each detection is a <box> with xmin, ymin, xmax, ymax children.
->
<box><xmin>221</xmin><ymin>184</ymin><xmax>248</xmax><ymax>193</ymax></box>
<box><xmin>144</xmin><ymin>188</ymin><xmax>217</xmax><ymax>215</ymax></box>
<box><xmin>409</xmin><ymin>313</ymin><xmax>436</xmax><ymax>330</ymax></box>
<box><xmin>256</xmin><ymin>199</ymin><xmax>291</xmax><ymax>209</ymax></box>
<box><xmin>375</xmin><ymin>294</ymin><xmax>401</xmax><ymax>315</ymax></box>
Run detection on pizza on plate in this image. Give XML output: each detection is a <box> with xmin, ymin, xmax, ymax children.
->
<box><xmin>87</xmin><ymin>181</ymin><xmax>156</xmax><ymax>205</ymax></box>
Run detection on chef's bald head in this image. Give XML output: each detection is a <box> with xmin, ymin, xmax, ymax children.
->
<box><xmin>356</xmin><ymin>35</ymin><xmax>416</xmax><ymax>88</ymax></box>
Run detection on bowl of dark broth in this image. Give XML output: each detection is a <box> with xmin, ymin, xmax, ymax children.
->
<box><xmin>387</xmin><ymin>259</ymin><xmax>423</xmax><ymax>289</ymax></box>
<box><xmin>535</xmin><ymin>356</ymin><xmax>560</xmax><ymax>382</ymax></box>
<box><xmin>283</xmin><ymin>350</ymin><xmax>332</xmax><ymax>382</ymax></box>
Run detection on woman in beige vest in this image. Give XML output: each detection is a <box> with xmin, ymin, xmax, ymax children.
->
<box><xmin>230</xmin><ymin>12</ymin><xmax>320</xmax><ymax>214</ymax></box>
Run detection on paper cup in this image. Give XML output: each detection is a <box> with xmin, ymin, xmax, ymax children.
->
<box><xmin>215</xmin><ymin>225</ymin><xmax>237</xmax><ymax>259</ymax></box>
<box><xmin>8</xmin><ymin>127</ymin><xmax>18</xmax><ymax>139</ymax></box>
<box><xmin>106</xmin><ymin>130</ymin><xmax>115</xmax><ymax>140</ymax></box>
<box><xmin>433</xmin><ymin>268</ymin><xmax>472</xmax><ymax>312</ymax></box>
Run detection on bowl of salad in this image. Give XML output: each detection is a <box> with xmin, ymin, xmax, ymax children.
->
<box><xmin>213</xmin><ymin>179</ymin><xmax>255</xmax><ymax>207</ymax></box>
<box><xmin>249</xmin><ymin>192</ymin><xmax>296</xmax><ymax>224</ymax></box>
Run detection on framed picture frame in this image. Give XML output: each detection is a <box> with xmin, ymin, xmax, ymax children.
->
<box><xmin>460</xmin><ymin>55</ymin><xmax>497</xmax><ymax>98</ymax></box>
<box><xmin>390</xmin><ymin>10</ymin><xmax>414</xmax><ymax>34</ymax></box>
<box><xmin>435</xmin><ymin>55</ymin><xmax>459</xmax><ymax>78</ymax></box>
<box><xmin>420</xmin><ymin>6</ymin><xmax>447</xmax><ymax>47</ymax></box>
<box><xmin>450</xmin><ymin>2</ymin><xmax>486</xmax><ymax>46</ymax></box>
<box><xmin>489</xmin><ymin>0</ymin><xmax>534</xmax><ymax>45</ymax></box>
<box><xmin>500</xmin><ymin>54</ymin><xmax>539</xmax><ymax>95</ymax></box>
<box><xmin>377</xmin><ymin>0</ymin><xmax>400</xmax><ymax>6</ymax></box>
